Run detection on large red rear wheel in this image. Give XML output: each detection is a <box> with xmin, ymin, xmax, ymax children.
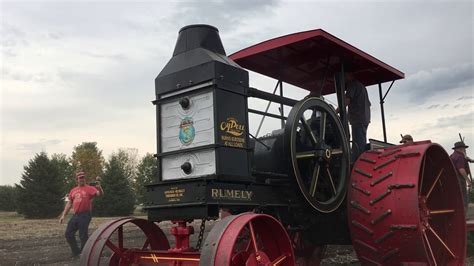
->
<box><xmin>200</xmin><ymin>213</ymin><xmax>295</xmax><ymax>266</ymax></box>
<box><xmin>347</xmin><ymin>142</ymin><xmax>466</xmax><ymax>265</ymax></box>
<box><xmin>80</xmin><ymin>217</ymin><xmax>170</xmax><ymax>265</ymax></box>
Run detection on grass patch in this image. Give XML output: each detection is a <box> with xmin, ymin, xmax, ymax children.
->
<box><xmin>0</xmin><ymin>206</ymin><xmax>146</xmax><ymax>222</ymax></box>
<box><xmin>0</xmin><ymin>211</ymin><xmax>24</xmax><ymax>221</ymax></box>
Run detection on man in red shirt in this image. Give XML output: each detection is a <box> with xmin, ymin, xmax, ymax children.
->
<box><xmin>449</xmin><ymin>141</ymin><xmax>472</xmax><ymax>211</ymax></box>
<box><xmin>59</xmin><ymin>171</ymin><xmax>104</xmax><ymax>258</ymax></box>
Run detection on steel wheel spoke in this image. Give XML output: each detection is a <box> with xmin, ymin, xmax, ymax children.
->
<box><xmin>320</xmin><ymin>112</ymin><xmax>327</xmax><ymax>142</ymax></box>
<box><xmin>271</xmin><ymin>254</ymin><xmax>288</xmax><ymax>265</ymax></box>
<box><xmin>301</xmin><ymin>117</ymin><xmax>318</xmax><ymax>145</ymax></box>
<box><xmin>423</xmin><ymin>231</ymin><xmax>438</xmax><ymax>266</ymax></box>
<box><xmin>245</xmin><ymin>238</ymin><xmax>253</xmax><ymax>253</ymax></box>
<box><xmin>429</xmin><ymin>209</ymin><xmax>455</xmax><ymax>215</ymax></box>
<box><xmin>141</xmin><ymin>238</ymin><xmax>150</xmax><ymax>250</ymax></box>
<box><xmin>248</xmin><ymin>221</ymin><xmax>259</xmax><ymax>253</ymax></box>
<box><xmin>420</xmin><ymin>155</ymin><xmax>427</xmax><ymax>193</ymax></box>
<box><xmin>118</xmin><ymin>226</ymin><xmax>123</xmax><ymax>250</ymax></box>
<box><xmin>310</xmin><ymin>164</ymin><xmax>321</xmax><ymax>197</ymax></box>
<box><xmin>326</xmin><ymin>167</ymin><xmax>337</xmax><ymax>195</ymax></box>
<box><xmin>428</xmin><ymin>226</ymin><xmax>456</xmax><ymax>258</ymax></box>
<box><xmin>106</xmin><ymin>239</ymin><xmax>122</xmax><ymax>255</ymax></box>
<box><xmin>426</xmin><ymin>168</ymin><xmax>444</xmax><ymax>199</ymax></box>
<box><xmin>296</xmin><ymin>151</ymin><xmax>317</xmax><ymax>159</ymax></box>
<box><xmin>331</xmin><ymin>148</ymin><xmax>343</xmax><ymax>155</ymax></box>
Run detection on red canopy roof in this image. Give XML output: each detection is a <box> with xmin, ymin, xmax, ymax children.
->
<box><xmin>229</xmin><ymin>29</ymin><xmax>404</xmax><ymax>95</ymax></box>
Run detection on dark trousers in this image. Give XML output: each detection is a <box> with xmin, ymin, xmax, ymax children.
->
<box><xmin>65</xmin><ymin>212</ymin><xmax>92</xmax><ymax>256</ymax></box>
<box><xmin>351</xmin><ymin>123</ymin><xmax>368</xmax><ymax>161</ymax></box>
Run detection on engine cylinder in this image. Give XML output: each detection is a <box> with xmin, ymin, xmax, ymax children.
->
<box><xmin>251</xmin><ymin>129</ymin><xmax>289</xmax><ymax>178</ymax></box>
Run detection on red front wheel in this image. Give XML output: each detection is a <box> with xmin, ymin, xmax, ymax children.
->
<box><xmin>200</xmin><ymin>213</ymin><xmax>295</xmax><ymax>266</ymax></box>
<box><xmin>80</xmin><ymin>217</ymin><xmax>170</xmax><ymax>265</ymax></box>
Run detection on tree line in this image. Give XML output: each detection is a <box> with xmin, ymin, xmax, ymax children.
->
<box><xmin>0</xmin><ymin>142</ymin><xmax>157</xmax><ymax>219</ymax></box>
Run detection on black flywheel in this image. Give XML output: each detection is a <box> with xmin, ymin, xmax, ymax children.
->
<box><xmin>285</xmin><ymin>97</ymin><xmax>350</xmax><ymax>213</ymax></box>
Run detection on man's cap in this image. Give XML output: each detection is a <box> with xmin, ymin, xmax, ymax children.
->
<box><xmin>399</xmin><ymin>134</ymin><xmax>413</xmax><ymax>143</ymax></box>
<box><xmin>76</xmin><ymin>171</ymin><xmax>86</xmax><ymax>179</ymax></box>
<box><xmin>452</xmin><ymin>141</ymin><xmax>469</xmax><ymax>149</ymax></box>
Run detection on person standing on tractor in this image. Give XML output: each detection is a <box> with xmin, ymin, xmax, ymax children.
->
<box><xmin>59</xmin><ymin>171</ymin><xmax>104</xmax><ymax>258</ymax></box>
<box><xmin>449</xmin><ymin>141</ymin><xmax>472</xmax><ymax>211</ymax></box>
<box><xmin>400</xmin><ymin>134</ymin><xmax>414</xmax><ymax>145</ymax></box>
<box><xmin>337</xmin><ymin>72</ymin><xmax>371</xmax><ymax>160</ymax></box>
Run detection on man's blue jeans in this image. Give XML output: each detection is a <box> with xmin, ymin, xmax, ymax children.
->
<box><xmin>65</xmin><ymin>212</ymin><xmax>92</xmax><ymax>256</ymax></box>
<box><xmin>351</xmin><ymin>123</ymin><xmax>368</xmax><ymax>161</ymax></box>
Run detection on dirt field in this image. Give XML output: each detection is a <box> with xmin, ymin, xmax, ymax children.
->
<box><xmin>0</xmin><ymin>210</ymin><xmax>472</xmax><ymax>266</ymax></box>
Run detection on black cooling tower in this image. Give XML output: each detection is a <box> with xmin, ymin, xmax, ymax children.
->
<box><xmin>155</xmin><ymin>24</ymin><xmax>248</xmax><ymax>96</ymax></box>
<box><xmin>154</xmin><ymin>24</ymin><xmax>250</xmax><ymax>182</ymax></box>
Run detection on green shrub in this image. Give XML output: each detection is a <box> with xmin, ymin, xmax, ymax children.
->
<box><xmin>0</xmin><ymin>185</ymin><xmax>18</xmax><ymax>211</ymax></box>
<box><xmin>468</xmin><ymin>232</ymin><xmax>474</xmax><ymax>256</ymax></box>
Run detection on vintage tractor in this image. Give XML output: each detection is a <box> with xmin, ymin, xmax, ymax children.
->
<box><xmin>80</xmin><ymin>25</ymin><xmax>468</xmax><ymax>265</ymax></box>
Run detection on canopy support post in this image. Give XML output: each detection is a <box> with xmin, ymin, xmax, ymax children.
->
<box><xmin>279</xmin><ymin>81</ymin><xmax>285</xmax><ymax>129</ymax></box>
<box><xmin>378</xmin><ymin>83</ymin><xmax>387</xmax><ymax>142</ymax></box>
<box><xmin>335</xmin><ymin>62</ymin><xmax>349</xmax><ymax>141</ymax></box>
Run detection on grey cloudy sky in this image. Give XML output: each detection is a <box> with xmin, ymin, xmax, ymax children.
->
<box><xmin>1</xmin><ymin>0</ymin><xmax>473</xmax><ymax>185</ymax></box>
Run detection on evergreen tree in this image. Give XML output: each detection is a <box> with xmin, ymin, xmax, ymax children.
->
<box><xmin>0</xmin><ymin>185</ymin><xmax>18</xmax><ymax>211</ymax></box>
<box><xmin>50</xmin><ymin>153</ymin><xmax>74</xmax><ymax>194</ymax></box>
<box><xmin>115</xmin><ymin>148</ymin><xmax>139</xmax><ymax>186</ymax></box>
<box><xmin>16</xmin><ymin>152</ymin><xmax>64</xmax><ymax>218</ymax></box>
<box><xmin>134</xmin><ymin>153</ymin><xmax>158</xmax><ymax>204</ymax></box>
<box><xmin>93</xmin><ymin>153</ymin><xmax>135</xmax><ymax>216</ymax></box>
<box><xmin>115</xmin><ymin>148</ymin><xmax>140</xmax><ymax>202</ymax></box>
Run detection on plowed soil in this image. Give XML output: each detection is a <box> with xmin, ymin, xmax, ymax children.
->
<box><xmin>0</xmin><ymin>211</ymin><xmax>472</xmax><ymax>265</ymax></box>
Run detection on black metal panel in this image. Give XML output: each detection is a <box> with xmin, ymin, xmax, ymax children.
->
<box><xmin>144</xmin><ymin>179</ymin><xmax>296</xmax><ymax>221</ymax></box>
<box><xmin>156</xmin><ymin>61</ymin><xmax>248</xmax><ymax>97</ymax></box>
<box><xmin>215</xmin><ymin>148</ymin><xmax>252</xmax><ymax>181</ymax></box>
<box><xmin>146</xmin><ymin>180</ymin><xmax>293</xmax><ymax>207</ymax></box>
<box><xmin>213</xmin><ymin>88</ymin><xmax>251</xmax><ymax>179</ymax></box>
<box><xmin>148</xmin><ymin>205</ymin><xmax>219</xmax><ymax>221</ymax></box>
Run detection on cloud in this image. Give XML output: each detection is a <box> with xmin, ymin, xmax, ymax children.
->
<box><xmin>174</xmin><ymin>0</ymin><xmax>279</xmax><ymax>32</ymax></box>
<box><xmin>427</xmin><ymin>104</ymin><xmax>439</xmax><ymax>109</ymax></box>
<box><xmin>457</xmin><ymin>95</ymin><xmax>473</xmax><ymax>101</ymax></box>
<box><xmin>17</xmin><ymin>139</ymin><xmax>63</xmax><ymax>152</ymax></box>
<box><xmin>427</xmin><ymin>103</ymin><xmax>449</xmax><ymax>110</ymax></box>
<box><xmin>2</xmin><ymin>67</ymin><xmax>52</xmax><ymax>83</ymax></box>
<box><xmin>170</xmin><ymin>0</ymin><xmax>282</xmax><ymax>55</ymax></box>
<box><xmin>45</xmin><ymin>31</ymin><xmax>64</xmax><ymax>40</ymax></box>
<box><xmin>435</xmin><ymin>111</ymin><xmax>474</xmax><ymax>129</ymax></box>
<box><xmin>0</xmin><ymin>22</ymin><xmax>28</xmax><ymax>57</ymax></box>
<box><xmin>402</xmin><ymin>62</ymin><xmax>473</xmax><ymax>103</ymax></box>
<box><xmin>1</xmin><ymin>0</ymin><xmax>473</xmax><ymax>186</ymax></box>
<box><xmin>81</xmin><ymin>51</ymin><xmax>128</xmax><ymax>61</ymax></box>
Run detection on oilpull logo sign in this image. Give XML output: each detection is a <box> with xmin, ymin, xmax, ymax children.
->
<box><xmin>220</xmin><ymin>117</ymin><xmax>245</xmax><ymax>137</ymax></box>
<box><xmin>220</xmin><ymin>117</ymin><xmax>246</xmax><ymax>148</ymax></box>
